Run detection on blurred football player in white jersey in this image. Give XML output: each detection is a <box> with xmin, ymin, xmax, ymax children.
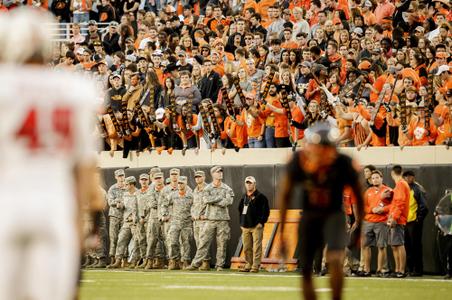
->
<box><xmin>0</xmin><ymin>8</ymin><xmax>104</xmax><ymax>300</ymax></box>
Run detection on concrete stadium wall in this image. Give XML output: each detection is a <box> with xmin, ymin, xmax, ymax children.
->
<box><xmin>99</xmin><ymin>146</ymin><xmax>452</xmax><ymax>273</ymax></box>
<box><xmin>98</xmin><ymin>146</ymin><xmax>452</xmax><ymax>168</ymax></box>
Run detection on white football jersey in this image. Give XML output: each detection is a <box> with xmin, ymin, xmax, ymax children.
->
<box><xmin>0</xmin><ymin>65</ymin><xmax>99</xmax><ymax>198</ymax></box>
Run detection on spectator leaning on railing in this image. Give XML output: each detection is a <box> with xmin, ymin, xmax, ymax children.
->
<box><xmin>5</xmin><ymin>0</ymin><xmax>450</xmax><ymax>157</ymax></box>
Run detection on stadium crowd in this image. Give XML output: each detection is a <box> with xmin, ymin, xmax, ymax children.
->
<box><xmin>82</xmin><ymin>164</ymin><xmax>452</xmax><ymax>279</ymax></box>
<box><xmin>2</xmin><ymin>0</ymin><xmax>451</xmax><ymax>157</ymax></box>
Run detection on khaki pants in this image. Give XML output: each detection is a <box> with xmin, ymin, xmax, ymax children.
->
<box><xmin>241</xmin><ymin>224</ymin><xmax>264</xmax><ymax>270</ymax></box>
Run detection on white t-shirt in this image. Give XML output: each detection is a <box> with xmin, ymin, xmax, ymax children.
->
<box><xmin>0</xmin><ymin>65</ymin><xmax>99</xmax><ymax>200</ymax></box>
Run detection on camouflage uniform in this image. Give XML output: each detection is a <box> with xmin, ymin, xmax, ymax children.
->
<box><xmin>159</xmin><ymin>184</ymin><xmax>179</xmax><ymax>256</ymax></box>
<box><xmin>191</xmin><ymin>182</ymin><xmax>234</xmax><ymax>268</ymax></box>
<box><xmin>191</xmin><ymin>182</ymin><xmax>207</xmax><ymax>248</ymax></box>
<box><xmin>130</xmin><ymin>186</ymin><xmax>150</xmax><ymax>262</ymax></box>
<box><xmin>115</xmin><ymin>190</ymin><xmax>138</xmax><ymax>259</ymax></box>
<box><xmin>107</xmin><ymin>183</ymin><xmax>125</xmax><ymax>257</ymax></box>
<box><xmin>145</xmin><ymin>185</ymin><xmax>165</xmax><ymax>260</ymax></box>
<box><xmin>164</xmin><ymin>187</ymin><xmax>193</xmax><ymax>261</ymax></box>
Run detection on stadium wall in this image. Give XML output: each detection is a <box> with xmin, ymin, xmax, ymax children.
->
<box><xmin>100</xmin><ymin>146</ymin><xmax>452</xmax><ymax>273</ymax></box>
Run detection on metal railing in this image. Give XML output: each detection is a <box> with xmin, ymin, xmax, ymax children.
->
<box><xmin>47</xmin><ymin>22</ymin><xmax>111</xmax><ymax>42</ymax></box>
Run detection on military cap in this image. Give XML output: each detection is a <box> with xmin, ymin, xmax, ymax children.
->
<box><xmin>194</xmin><ymin>170</ymin><xmax>205</xmax><ymax>177</ymax></box>
<box><xmin>125</xmin><ymin>176</ymin><xmax>136</xmax><ymax>184</ymax></box>
<box><xmin>210</xmin><ymin>166</ymin><xmax>223</xmax><ymax>174</ymax></box>
<box><xmin>170</xmin><ymin>168</ymin><xmax>180</xmax><ymax>175</ymax></box>
<box><xmin>153</xmin><ymin>172</ymin><xmax>164</xmax><ymax>179</ymax></box>
<box><xmin>139</xmin><ymin>173</ymin><xmax>150</xmax><ymax>180</ymax></box>
<box><xmin>150</xmin><ymin>167</ymin><xmax>161</xmax><ymax>174</ymax></box>
<box><xmin>114</xmin><ymin>169</ymin><xmax>125</xmax><ymax>176</ymax></box>
<box><xmin>178</xmin><ymin>176</ymin><xmax>188</xmax><ymax>184</ymax></box>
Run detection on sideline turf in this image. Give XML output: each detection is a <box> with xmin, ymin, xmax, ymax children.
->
<box><xmin>80</xmin><ymin>270</ymin><xmax>452</xmax><ymax>300</ymax></box>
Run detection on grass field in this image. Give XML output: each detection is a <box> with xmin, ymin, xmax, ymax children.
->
<box><xmin>80</xmin><ymin>270</ymin><xmax>452</xmax><ymax>300</ymax></box>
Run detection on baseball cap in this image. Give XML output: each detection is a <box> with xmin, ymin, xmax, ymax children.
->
<box><xmin>125</xmin><ymin>176</ymin><xmax>136</xmax><ymax>184</ymax></box>
<box><xmin>153</xmin><ymin>172</ymin><xmax>164</xmax><ymax>179</ymax></box>
<box><xmin>139</xmin><ymin>173</ymin><xmax>150</xmax><ymax>180</ymax></box>
<box><xmin>152</xmin><ymin>50</ymin><xmax>163</xmax><ymax>56</ymax></box>
<box><xmin>76</xmin><ymin>47</ymin><xmax>85</xmax><ymax>55</ymax></box>
<box><xmin>358</xmin><ymin>60</ymin><xmax>372</xmax><ymax>70</ymax></box>
<box><xmin>353</xmin><ymin>27</ymin><xmax>363</xmax><ymax>36</ymax></box>
<box><xmin>194</xmin><ymin>170</ymin><xmax>205</xmax><ymax>177</ymax></box>
<box><xmin>170</xmin><ymin>168</ymin><xmax>180</xmax><ymax>175</ymax></box>
<box><xmin>110</xmin><ymin>21</ymin><xmax>119</xmax><ymax>27</ymax></box>
<box><xmin>114</xmin><ymin>169</ymin><xmax>125</xmax><ymax>176</ymax></box>
<box><xmin>435</xmin><ymin>65</ymin><xmax>450</xmax><ymax>75</ymax></box>
<box><xmin>88</xmin><ymin>20</ymin><xmax>97</xmax><ymax>26</ymax></box>
<box><xmin>111</xmin><ymin>72</ymin><xmax>121</xmax><ymax>79</ymax></box>
<box><xmin>150</xmin><ymin>167</ymin><xmax>161</xmax><ymax>174</ymax></box>
<box><xmin>178</xmin><ymin>176</ymin><xmax>188</xmax><ymax>184</ymax></box>
<box><xmin>93</xmin><ymin>40</ymin><xmax>102</xmax><ymax>47</ymax></box>
<box><xmin>364</xmin><ymin>0</ymin><xmax>372</xmax><ymax>7</ymax></box>
<box><xmin>245</xmin><ymin>176</ymin><xmax>256</xmax><ymax>184</ymax></box>
<box><xmin>415</xmin><ymin>26</ymin><xmax>425</xmax><ymax>33</ymax></box>
<box><xmin>210</xmin><ymin>166</ymin><xmax>223</xmax><ymax>174</ymax></box>
<box><xmin>300</xmin><ymin>61</ymin><xmax>312</xmax><ymax>68</ymax></box>
<box><xmin>126</xmin><ymin>54</ymin><xmax>136</xmax><ymax>62</ymax></box>
<box><xmin>155</xmin><ymin>108</ymin><xmax>165</xmax><ymax>120</ymax></box>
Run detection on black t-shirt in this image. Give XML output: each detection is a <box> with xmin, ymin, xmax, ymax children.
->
<box><xmin>287</xmin><ymin>151</ymin><xmax>359</xmax><ymax>213</ymax></box>
<box><xmin>124</xmin><ymin>0</ymin><xmax>138</xmax><ymax>12</ymax></box>
<box><xmin>106</xmin><ymin>87</ymin><xmax>126</xmax><ymax>111</ymax></box>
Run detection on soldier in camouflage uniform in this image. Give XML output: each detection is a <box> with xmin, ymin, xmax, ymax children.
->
<box><xmin>132</xmin><ymin>174</ymin><xmax>151</xmax><ymax>268</ymax></box>
<box><xmin>160</xmin><ymin>168</ymin><xmax>181</xmax><ymax>258</ymax></box>
<box><xmin>187</xmin><ymin>166</ymin><xmax>234</xmax><ymax>271</ymax></box>
<box><xmin>144</xmin><ymin>172</ymin><xmax>166</xmax><ymax>269</ymax></box>
<box><xmin>108</xmin><ymin>176</ymin><xmax>139</xmax><ymax>268</ymax></box>
<box><xmin>106</xmin><ymin>169</ymin><xmax>126</xmax><ymax>266</ymax></box>
<box><xmin>191</xmin><ymin>170</ymin><xmax>210</xmax><ymax>270</ymax></box>
<box><xmin>148</xmin><ymin>166</ymin><xmax>161</xmax><ymax>190</ymax></box>
<box><xmin>164</xmin><ymin>176</ymin><xmax>194</xmax><ymax>270</ymax></box>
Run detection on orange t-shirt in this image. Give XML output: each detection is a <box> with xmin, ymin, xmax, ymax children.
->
<box><xmin>364</xmin><ymin>184</ymin><xmax>392</xmax><ymax>223</ymax></box>
<box><xmin>434</xmin><ymin>105</ymin><xmax>451</xmax><ymax>145</ymax></box>
<box><xmin>343</xmin><ymin>186</ymin><xmax>357</xmax><ymax>216</ymax></box>
<box><xmin>281</xmin><ymin>41</ymin><xmax>299</xmax><ymax>50</ymax></box>
<box><xmin>290</xmin><ymin>105</ymin><xmax>304</xmax><ymax>140</ymax></box>
<box><xmin>408</xmin><ymin>116</ymin><xmax>435</xmax><ymax>146</ymax></box>
<box><xmin>212</xmin><ymin>63</ymin><xmax>225</xmax><ymax>77</ymax></box>
<box><xmin>262</xmin><ymin>99</ymin><xmax>289</xmax><ymax>138</ymax></box>
<box><xmin>242</xmin><ymin>109</ymin><xmax>264</xmax><ymax>139</ymax></box>
<box><xmin>230</xmin><ymin>114</ymin><xmax>248</xmax><ymax>148</ymax></box>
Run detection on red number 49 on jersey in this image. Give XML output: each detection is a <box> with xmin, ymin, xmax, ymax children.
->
<box><xmin>15</xmin><ymin>106</ymin><xmax>74</xmax><ymax>153</ymax></box>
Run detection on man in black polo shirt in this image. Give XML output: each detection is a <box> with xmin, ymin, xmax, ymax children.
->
<box><xmin>238</xmin><ymin>176</ymin><xmax>270</xmax><ymax>273</ymax></box>
<box><xmin>278</xmin><ymin>122</ymin><xmax>364</xmax><ymax>300</ymax></box>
